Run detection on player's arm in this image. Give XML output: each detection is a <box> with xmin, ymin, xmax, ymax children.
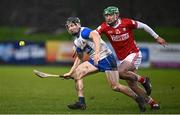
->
<box><xmin>136</xmin><ymin>21</ymin><xmax>167</xmax><ymax>47</ymax></box>
<box><xmin>63</xmin><ymin>48</ymin><xmax>83</xmax><ymax>77</ymax></box>
<box><xmin>89</xmin><ymin>30</ymin><xmax>101</xmax><ymax>65</ymax></box>
<box><xmin>81</xmin><ymin>28</ymin><xmax>101</xmax><ymax>65</ymax></box>
<box><xmin>64</xmin><ymin>56</ymin><xmax>82</xmax><ymax>76</ymax></box>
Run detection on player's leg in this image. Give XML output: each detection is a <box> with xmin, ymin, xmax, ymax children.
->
<box><xmin>118</xmin><ymin>51</ymin><xmax>152</xmax><ymax>95</ymax></box>
<box><xmin>118</xmin><ymin>53</ymin><xmax>160</xmax><ymax>110</ymax></box>
<box><xmin>126</xmin><ymin>79</ymin><xmax>160</xmax><ymax>110</ymax></box>
<box><xmin>72</xmin><ymin>61</ymin><xmax>98</xmax><ymax>97</ymax></box>
<box><xmin>105</xmin><ymin>70</ymin><xmax>146</xmax><ymax>112</ymax></box>
<box><xmin>118</xmin><ymin>60</ymin><xmax>151</xmax><ymax>95</ymax></box>
<box><xmin>105</xmin><ymin>70</ymin><xmax>137</xmax><ymax>98</ymax></box>
<box><xmin>127</xmin><ymin>80</ymin><xmax>160</xmax><ymax>110</ymax></box>
<box><xmin>132</xmin><ymin>69</ymin><xmax>160</xmax><ymax>110</ymax></box>
<box><xmin>95</xmin><ymin>53</ymin><xmax>140</xmax><ymax>99</ymax></box>
<box><xmin>67</xmin><ymin>79</ymin><xmax>87</xmax><ymax>110</ymax></box>
<box><xmin>68</xmin><ymin>61</ymin><xmax>98</xmax><ymax>110</ymax></box>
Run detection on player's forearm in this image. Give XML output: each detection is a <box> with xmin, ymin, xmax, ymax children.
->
<box><xmin>69</xmin><ymin>57</ymin><xmax>81</xmax><ymax>74</ymax></box>
<box><xmin>91</xmin><ymin>31</ymin><xmax>100</xmax><ymax>54</ymax></box>
<box><xmin>137</xmin><ymin>21</ymin><xmax>159</xmax><ymax>39</ymax></box>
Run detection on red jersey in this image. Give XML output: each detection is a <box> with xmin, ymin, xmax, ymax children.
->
<box><xmin>96</xmin><ymin>18</ymin><xmax>139</xmax><ymax>60</ymax></box>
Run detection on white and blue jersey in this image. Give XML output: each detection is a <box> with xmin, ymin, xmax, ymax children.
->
<box><xmin>74</xmin><ymin>27</ymin><xmax>117</xmax><ymax>72</ymax></box>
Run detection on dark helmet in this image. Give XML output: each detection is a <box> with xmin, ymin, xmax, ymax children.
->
<box><xmin>103</xmin><ymin>6</ymin><xmax>119</xmax><ymax>15</ymax></box>
<box><xmin>66</xmin><ymin>17</ymin><xmax>81</xmax><ymax>26</ymax></box>
<box><xmin>65</xmin><ymin>17</ymin><xmax>81</xmax><ymax>36</ymax></box>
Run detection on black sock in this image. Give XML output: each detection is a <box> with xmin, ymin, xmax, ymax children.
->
<box><xmin>79</xmin><ymin>97</ymin><xmax>85</xmax><ymax>104</ymax></box>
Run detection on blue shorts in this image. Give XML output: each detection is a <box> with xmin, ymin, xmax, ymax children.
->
<box><xmin>89</xmin><ymin>54</ymin><xmax>117</xmax><ymax>72</ymax></box>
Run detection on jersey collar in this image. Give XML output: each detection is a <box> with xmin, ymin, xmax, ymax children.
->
<box><xmin>112</xmin><ymin>19</ymin><xmax>121</xmax><ymax>28</ymax></box>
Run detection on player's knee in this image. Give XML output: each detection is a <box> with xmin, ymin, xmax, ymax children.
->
<box><xmin>77</xmin><ymin>85</ymin><xmax>83</xmax><ymax>91</ymax></box>
<box><xmin>111</xmin><ymin>84</ymin><xmax>120</xmax><ymax>92</ymax></box>
<box><xmin>74</xmin><ymin>70</ymin><xmax>86</xmax><ymax>80</ymax></box>
<box><xmin>76</xmin><ymin>85</ymin><xmax>83</xmax><ymax>92</ymax></box>
<box><xmin>119</xmin><ymin>68</ymin><xmax>129</xmax><ymax>77</ymax></box>
<box><xmin>118</xmin><ymin>69</ymin><xmax>125</xmax><ymax>76</ymax></box>
<box><xmin>74</xmin><ymin>74</ymin><xmax>81</xmax><ymax>80</ymax></box>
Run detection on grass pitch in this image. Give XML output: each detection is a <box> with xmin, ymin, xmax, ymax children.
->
<box><xmin>0</xmin><ymin>65</ymin><xmax>180</xmax><ymax>114</ymax></box>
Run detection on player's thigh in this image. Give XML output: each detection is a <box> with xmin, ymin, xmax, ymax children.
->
<box><xmin>74</xmin><ymin>61</ymin><xmax>98</xmax><ymax>79</ymax></box>
<box><xmin>118</xmin><ymin>60</ymin><xmax>135</xmax><ymax>73</ymax></box>
<box><xmin>117</xmin><ymin>51</ymin><xmax>142</xmax><ymax>72</ymax></box>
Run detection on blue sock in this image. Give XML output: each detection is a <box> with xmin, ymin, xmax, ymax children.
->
<box><xmin>79</xmin><ymin>97</ymin><xmax>85</xmax><ymax>104</ymax></box>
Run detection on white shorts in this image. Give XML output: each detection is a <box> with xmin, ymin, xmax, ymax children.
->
<box><xmin>117</xmin><ymin>51</ymin><xmax>142</xmax><ymax>70</ymax></box>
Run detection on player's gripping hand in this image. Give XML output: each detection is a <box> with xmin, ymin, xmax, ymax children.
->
<box><xmin>64</xmin><ymin>72</ymin><xmax>71</xmax><ymax>76</ymax></box>
<box><xmin>63</xmin><ymin>72</ymin><xmax>73</xmax><ymax>79</ymax></box>
<box><xmin>156</xmin><ymin>36</ymin><xmax>168</xmax><ymax>47</ymax></box>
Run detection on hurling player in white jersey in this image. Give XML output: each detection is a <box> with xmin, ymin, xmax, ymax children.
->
<box><xmin>63</xmin><ymin>17</ymin><xmax>147</xmax><ymax>112</ymax></box>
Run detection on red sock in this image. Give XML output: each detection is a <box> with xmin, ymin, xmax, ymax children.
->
<box><xmin>138</xmin><ymin>76</ymin><xmax>145</xmax><ymax>83</ymax></box>
<box><xmin>148</xmin><ymin>98</ymin><xmax>157</xmax><ymax>106</ymax></box>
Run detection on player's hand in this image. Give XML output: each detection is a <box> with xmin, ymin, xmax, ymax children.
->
<box><xmin>63</xmin><ymin>72</ymin><xmax>72</xmax><ymax>77</ymax></box>
<box><xmin>61</xmin><ymin>72</ymin><xmax>74</xmax><ymax>79</ymax></box>
<box><xmin>94</xmin><ymin>52</ymin><xmax>100</xmax><ymax>65</ymax></box>
<box><xmin>156</xmin><ymin>37</ymin><xmax>168</xmax><ymax>47</ymax></box>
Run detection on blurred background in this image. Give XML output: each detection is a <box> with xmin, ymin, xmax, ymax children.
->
<box><xmin>0</xmin><ymin>0</ymin><xmax>180</xmax><ymax>67</ymax></box>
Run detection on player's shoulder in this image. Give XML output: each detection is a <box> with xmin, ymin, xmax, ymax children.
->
<box><xmin>121</xmin><ymin>17</ymin><xmax>134</xmax><ymax>23</ymax></box>
<box><xmin>100</xmin><ymin>22</ymin><xmax>108</xmax><ymax>28</ymax></box>
<box><xmin>97</xmin><ymin>22</ymin><xmax>108</xmax><ymax>31</ymax></box>
<box><xmin>81</xmin><ymin>27</ymin><xmax>92</xmax><ymax>31</ymax></box>
<box><xmin>81</xmin><ymin>27</ymin><xmax>92</xmax><ymax>39</ymax></box>
<box><xmin>121</xmin><ymin>17</ymin><xmax>137</xmax><ymax>25</ymax></box>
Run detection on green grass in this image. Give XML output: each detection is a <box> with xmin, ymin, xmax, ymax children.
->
<box><xmin>0</xmin><ymin>66</ymin><xmax>180</xmax><ymax>114</ymax></box>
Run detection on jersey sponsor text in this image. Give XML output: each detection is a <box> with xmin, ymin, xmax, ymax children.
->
<box><xmin>111</xmin><ymin>33</ymin><xmax>129</xmax><ymax>41</ymax></box>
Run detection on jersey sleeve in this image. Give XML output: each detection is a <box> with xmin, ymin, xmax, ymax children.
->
<box><xmin>136</xmin><ymin>21</ymin><xmax>159</xmax><ymax>39</ymax></box>
<box><xmin>81</xmin><ymin>27</ymin><xmax>92</xmax><ymax>39</ymax></box>
<box><xmin>125</xmin><ymin>18</ymin><xmax>138</xmax><ymax>29</ymax></box>
<box><xmin>95</xmin><ymin>22</ymin><xmax>106</xmax><ymax>34</ymax></box>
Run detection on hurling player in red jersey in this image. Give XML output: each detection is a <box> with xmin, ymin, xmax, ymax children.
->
<box><xmin>96</xmin><ymin>6</ymin><xmax>167</xmax><ymax>110</ymax></box>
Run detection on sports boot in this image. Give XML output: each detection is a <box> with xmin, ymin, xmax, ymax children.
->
<box><xmin>67</xmin><ymin>101</ymin><xmax>86</xmax><ymax>110</ymax></box>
